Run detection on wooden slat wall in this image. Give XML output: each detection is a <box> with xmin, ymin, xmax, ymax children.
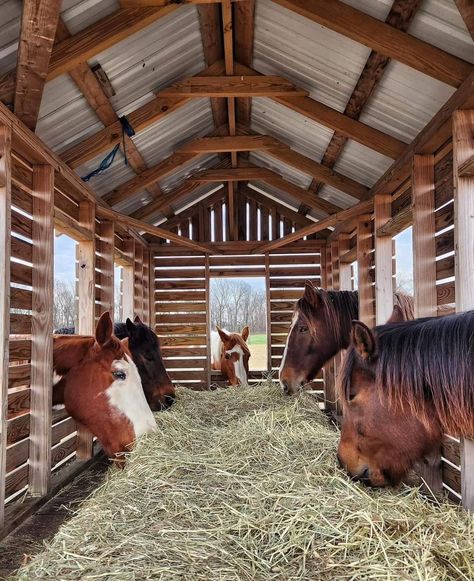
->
<box><xmin>154</xmin><ymin>250</ymin><xmax>208</xmax><ymax>391</ymax></box>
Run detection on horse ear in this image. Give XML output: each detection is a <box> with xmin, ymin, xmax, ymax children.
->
<box><xmin>96</xmin><ymin>312</ymin><xmax>113</xmax><ymax>346</ymax></box>
<box><xmin>217</xmin><ymin>326</ymin><xmax>230</xmax><ymax>343</ymax></box>
<box><xmin>241</xmin><ymin>325</ymin><xmax>250</xmax><ymax>341</ymax></box>
<box><xmin>303</xmin><ymin>281</ymin><xmax>322</xmax><ymax>308</ymax></box>
<box><xmin>126</xmin><ymin>318</ymin><xmax>136</xmax><ymax>335</ymax></box>
<box><xmin>134</xmin><ymin>315</ymin><xmax>142</xmax><ymax>324</ymax></box>
<box><xmin>386</xmin><ymin>304</ymin><xmax>405</xmax><ymax>324</ymax></box>
<box><xmin>351</xmin><ymin>320</ymin><xmax>376</xmax><ymax>361</ymax></box>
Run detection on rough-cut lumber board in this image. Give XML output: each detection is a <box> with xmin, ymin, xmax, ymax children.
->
<box><xmin>412</xmin><ymin>155</ymin><xmax>437</xmax><ymax>318</ymax></box>
<box><xmin>376</xmin><ymin>205</ymin><xmax>412</xmax><ymax>237</ymax></box>
<box><xmin>453</xmin><ymin>109</ymin><xmax>474</xmax><ymax>510</ymax></box>
<box><xmin>47</xmin><ymin>6</ymin><xmax>178</xmax><ymax>81</ymax></box>
<box><xmin>178</xmin><ymin>135</ymin><xmax>280</xmax><ymax>153</ymax></box>
<box><xmin>122</xmin><ymin>238</ymin><xmax>135</xmax><ymax>321</ymax></box>
<box><xmin>221</xmin><ymin>0</ymin><xmax>238</xmax><ymax>168</ymax></box>
<box><xmin>356</xmin><ymin>215</ymin><xmax>375</xmax><ymax>328</ymax></box>
<box><xmin>123</xmin><ymin>0</ymin><xmax>244</xmax><ymax>4</ymax></box>
<box><xmin>54</xmin><ymin>207</ymin><xmax>94</xmax><ymax>242</ymax></box>
<box><xmin>307</xmin><ymin>0</ymin><xmax>422</xmax><ymax>194</ymax></box>
<box><xmin>455</xmin><ymin>0</ymin><xmax>474</xmax><ymax>40</ymax></box>
<box><xmin>14</xmin><ymin>0</ymin><xmax>61</xmax><ymax>130</ymax></box>
<box><xmin>459</xmin><ymin>155</ymin><xmax>474</xmax><ymax>177</ymax></box>
<box><xmin>235</xmin><ymin>63</ymin><xmax>407</xmax><ymax>160</ymax></box>
<box><xmin>160</xmin><ymin>75</ymin><xmax>308</xmax><ymax>97</ymax></box>
<box><xmin>272</xmin><ymin>0</ymin><xmax>472</xmax><ymax>87</ymax></box>
<box><xmin>234</xmin><ymin>0</ymin><xmax>255</xmax><ymax>128</ymax></box>
<box><xmin>374</xmin><ymin>194</ymin><xmax>393</xmax><ymax>324</ymax></box>
<box><xmin>0</xmin><ymin>124</ymin><xmax>11</xmax><ymax>527</ymax></box>
<box><xmin>29</xmin><ymin>165</ymin><xmax>54</xmax><ymax>496</ymax></box>
<box><xmin>369</xmin><ymin>71</ymin><xmax>474</xmax><ymax>198</ymax></box>
<box><xmin>76</xmin><ymin>201</ymin><xmax>96</xmax><ymax>460</ymax></box>
<box><xmin>98</xmin><ymin>221</ymin><xmax>115</xmax><ymax>316</ymax></box>
<box><xmin>254</xmin><ymin>200</ymin><xmax>373</xmax><ymax>253</ymax></box>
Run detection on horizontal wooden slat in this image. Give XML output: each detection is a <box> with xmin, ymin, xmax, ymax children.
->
<box><xmin>11</xmin><ymin>210</ymin><xmax>32</xmax><ymax>239</ymax></box>
<box><xmin>10</xmin><ymin>288</ymin><xmax>32</xmax><ymax>311</ymax></box>
<box><xmin>270</xmin><ymin>290</ymin><xmax>304</xmax><ymax>300</ymax></box>
<box><xmin>8</xmin><ymin>364</ymin><xmax>30</xmax><ymax>389</ymax></box>
<box><xmin>7</xmin><ymin>413</ymin><xmax>30</xmax><ymax>445</ymax></box>
<box><xmin>160</xmin><ymin>336</ymin><xmax>207</xmax><ymax>347</ymax></box>
<box><xmin>168</xmin><ymin>370</ymin><xmax>208</xmax><ymax>381</ymax></box>
<box><xmin>155</xmin><ymin>324</ymin><xmax>207</xmax><ymax>334</ymax></box>
<box><xmin>6</xmin><ymin>439</ymin><xmax>29</xmax><ymax>473</ymax></box>
<box><xmin>8</xmin><ymin>387</ymin><xmax>30</xmax><ymax>419</ymax></box>
<box><xmin>5</xmin><ymin>463</ymin><xmax>29</xmax><ymax>500</ymax></box>
<box><xmin>154</xmin><ymin>291</ymin><xmax>206</xmax><ymax>301</ymax></box>
<box><xmin>10</xmin><ymin>314</ymin><xmax>32</xmax><ymax>335</ymax></box>
<box><xmin>154</xmin><ymin>280</ymin><xmax>206</xmax><ymax>290</ymax></box>
<box><xmin>437</xmin><ymin>281</ymin><xmax>455</xmax><ymax>305</ymax></box>
<box><xmin>154</xmin><ymin>256</ymin><xmax>205</xmax><ymax>267</ymax></box>
<box><xmin>51</xmin><ymin>435</ymin><xmax>78</xmax><ymax>469</ymax></box>
<box><xmin>442</xmin><ymin>436</ymin><xmax>460</xmax><ymax>467</ymax></box>
<box><xmin>269</xmin><ymin>278</ymin><xmax>321</xmax><ymax>289</ymax></box>
<box><xmin>269</xmin><ymin>312</ymin><xmax>294</xmax><ymax>323</ymax></box>
<box><xmin>434</xmin><ymin>202</ymin><xmax>453</xmax><ymax>233</ymax></box>
<box><xmin>270</xmin><ymin>301</ymin><xmax>297</xmax><ymax>311</ymax></box>
<box><xmin>11</xmin><ymin>236</ymin><xmax>32</xmax><ymax>262</ymax></box>
<box><xmin>10</xmin><ymin>261</ymin><xmax>32</xmax><ymax>286</ymax></box>
<box><xmin>209</xmin><ymin>268</ymin><xmax>265</xmax><ymax>277</ymax></box>
<box><xmin>435</xmin><ymin>229</ymin><xmax>454</xmax><ymax>256</ymax></box>
<box><xmin>162</xmin><ymin>358</ymin><xmax>206</xmax><ymax>369</ymax></box>
<box><xmin>161</xmin><ymin>346</ymin><xmax>207</xmax><ymax>357</ymax></box>
<box><xmin>442</xmin><ymin>461</ymin><xmax>461</xmax><ymax>494</ymax></box>
<box><xmin>156</xmin><ymin>313</ymin><xmax>207</xmax><ymax>324</ymax></box>
<box><xmin>9</xmin><ymin>339</ymin><xmax>31</xmax><ymax>361</ymax></box>
<box><xmin>436</xmin><ymin>255</ymin><xmax>454</xmax><ymax>280</ymax></box>
<box><xmin>51</xmin><ymin>417</ymin><xmax>77</xmax><ymax>446</ymax></box>
<box><xmin>209</xmin><ymin>255</ymin><xmax>264</xmax><ymax>267</ymax></box>
<box><xmin>154</xmin><ymin>268</ymin><xmax>205</xmax><ymax>278</ymax></box>
<box><xmin>269</xmin><ymin>266</ymin><xmax>321</xmax><ymax>277</ymax></box>
<box><xmin>155</xmin><ymin>302</ymin><xmax>206</xmax><ymax>313</ymax></box>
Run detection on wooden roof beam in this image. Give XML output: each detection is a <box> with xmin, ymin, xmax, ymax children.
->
<box><xmin>178</xmin><ymin>135</ymin><xmax>283</xmax><ymax>153</ymax></box>
<box><xmin>61</xmin><ymin>60</ymin><xmax>224</xmax><ymax>169</ymax></box>
<box><xmin>235</xmin><ymin>63</ymin><xmax>406</xmax><ymax>160</ymax></box>
<box><xmin>234</xmin><ymin>0</ymin><xmax>256</xmax><ymax>128</ymax></box>
<box><xmin>121</xmin><ymin>0</ymin><xmax>246</xmax><ymax>5</ymax></box>
<box><xmin>307</xmin><ymin>0</ymin><xmax>423</xmax><ymax>195</ymax></box>
<box><xmin>455</xmin><ymin>0</ymin><xmax>474</xmax><ymax>40</ymax></box>
<box><xmin>459</xmin><ymin>155</ymin><xmax>474</xmax><ymax>177</ymax></box>
<box><xmin>254</xmin><ymin>199</ymin><xmax>374</xmax><ymax>253</ymax></box>
<box><xmin>272</xmin><ymin>0</ymin><xmax>472</xmax><ymax>87</ymax></box>
<box><xmin>159</xmin><ymin>75</ymin><xmax>308</xmax><ymax>97</ymax></box>
<box><xmin>14</xmin><ymin>0</ymin><xmax>62</xmax><ymax>131</ymax></box>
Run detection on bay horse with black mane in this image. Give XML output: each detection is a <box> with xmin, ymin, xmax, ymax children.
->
<box><xmin>53</xmin><ymin>312</ymin><xmax>156</xmax><ymax>461</ymax></box>
<box><xmin>279</xmin><ymin>281</ymin><xmax>414</xmax><ymax>394</ymax></box>
<box><xmin>337</xmin><ymin>310</ymin><xmax>474</xmax><ymax>487</ymax></box>
<box><xmin>211</xmin><ymin>326</ymin><xmax>251</xmax><ymax>386</ymax></box>
<box><xmin>55</xmin><ymin>316</ymin><xmax>174</xmax><ymax>411</ymax></box>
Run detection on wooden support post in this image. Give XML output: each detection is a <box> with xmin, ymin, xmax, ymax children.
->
<box><xmin>412</xmin><ymin>154</ymin><xmax>442</xmax><ymax>494</ymax></box>
<box><xmin>374</xmin><ymin>194</ymin><xmax>393</xmax><ymax>324</ymax></box>
<box><xmin>142</xmin><ymin>248</ymin><xmax>150</xmax><ymax>325</ymax></box>
<box><xmin>323</xmin><ymin>244</ymin><xmax>336</xmax><ymax>412</ymax></box>
<box><xmin>453</xmin><ymin>110</ymin><xmax>474</xmax><ymax>511</ymax></box>
<box><xmin>29</xmin><ymin>165</ymin><xmax>54</xmax><ymax>496</ymax></box>
<box><xmin>148</xmin><ymin>250</ymin><xmax>155</xmax><ymax>327</ymax></box>
<box><xmin>0</xmin><ymin>124</ymin><xmax>11</xmax><ymax>527</ymax></box>
<box><xmin>76</xmin><ymin>200</ymin><xmax>96</xmax><ymax>459</ymax></box>
<box><xmin>227</xmin><ymin>182</ymin><xmax>237</xmax><ymax>241</ymax></box>
<box><xmin>122</xmin><ymin>238</ymin><xmax>135</xmax><ymax>320</ymax></box>
<box><xmin>205</xmin><ymin>255</ymin><xmax>211</xmax><ymax>386</ymax></box>
<box><xmin>98</xmin><ymin>221</ymin><xmax>115</xmax><ymax>318</ymax></box>
<box><xmin>412</xmin><ymin>155</ymin><xmax>437</xmax><ymax>318</ymax></box>
<box><xmin>356</xmin><ymin>215</ymin><xmax>375</xmax><ymax>328</ymax></box>
<box><xmin>338</xmin><ymin>235</ymin><xmax>352</xmax><ymax>291</ymax></box>
<box><xmin>265</xmin><ymin>253</ymin><xmax>272</xmax><ymax>373</ymax></box>
<box><xmin>134</xmin><ymin>244</ymin><xmax>144</xmax><ymax>320</ymax></box>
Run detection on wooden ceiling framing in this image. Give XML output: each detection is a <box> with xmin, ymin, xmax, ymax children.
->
<box><xmin>2</xmin><ymin>0</ymin><xmax>473</xmax><ymax>251</ymax></box>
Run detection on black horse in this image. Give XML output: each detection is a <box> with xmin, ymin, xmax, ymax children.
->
<box><xmin>55</xmin><ymin>316</ymin><xmax>175</xmax><ymax>411</ymax></box>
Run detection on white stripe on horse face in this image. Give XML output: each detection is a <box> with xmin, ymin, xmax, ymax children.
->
<box><xmin>225</xmin><ymin>344</ymin><xmax>247</xmax><ymax>385</ymax></box>
<box><xmin>279</xmin><ymin>312</ymin><xmax>299</xmax><ymax>379</ymax></box>
<box><xmin>106</xmin><ymin>354</ymin><xmax>156</xmax><ymax>439</ymax></box>
<box><xmin>53</xmin><ymin>371</ymin><xmax>63</xmax><ymax>386</ymax></box>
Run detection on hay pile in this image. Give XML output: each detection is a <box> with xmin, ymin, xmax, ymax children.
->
<box><xmin>13</xmin><ymin>384</ymin><xmax>474</xmax><ymax>580</ymax></box>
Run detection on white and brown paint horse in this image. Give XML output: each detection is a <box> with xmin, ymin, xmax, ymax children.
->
<box><xmin>53</xmin><ymin>312</ymin><xmax>156</xmax><ymax>461</ymax></box>
<box><xmin>211</xmin><ymin>326</ymin><xmax>251</xmax><ymax>386</ymax></box>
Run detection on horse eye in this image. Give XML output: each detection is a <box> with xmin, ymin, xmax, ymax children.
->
<box><xmin>112</xmin><ymin>370</ymin><xmax>127</xmax><ymax>381</ymax></box>
<box><xmin>299</xmin><ymin>326</ymin><xmax>309</xmax><ymax>333</ymax></box>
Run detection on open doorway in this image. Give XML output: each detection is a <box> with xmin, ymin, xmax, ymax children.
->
<box><xmin>53</xmin><ymin>233</ymin><xmax>78</xmax><ymax>330</ymax></box>
<box><xmin>210</xmin><ymin>277</ymin><xmax>267</xmax><ymax>371</ymax></box>
<box><xmin>394</xmin><ymin>227</ymin><xmax>414</xmax><ymax>294</ymax></box>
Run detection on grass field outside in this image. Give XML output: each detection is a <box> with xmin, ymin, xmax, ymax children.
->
<box><xmin>248</xmin><ymin>333</ymin><xmax>266</xmax><ymax>345</ymax></box>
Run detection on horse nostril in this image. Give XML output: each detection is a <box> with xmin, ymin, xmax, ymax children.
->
<box><xmin>353</xmin><ymin>467</ymin><xmax>370</xmax><ymax>484</ymax></box>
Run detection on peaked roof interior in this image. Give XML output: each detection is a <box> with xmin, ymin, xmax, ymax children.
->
<box><xmin>1</xmin><ymin>0</ymin><xmax>473</xmax><ymax>242</ymax></box>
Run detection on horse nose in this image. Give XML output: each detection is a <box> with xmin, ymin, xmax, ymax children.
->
<box><xmin>281</xmin><ymin>379</ymin><xmax>290</xmax><ymax>395</ymax></box>
<box><xmin>352</xmin><ymin>467</ymin><xmax>371</xmax><ymax>484</ymax></box>
<box><xmin>161</xmin><ymin>395</ymin><xmax>175</xmax><ymax>410</ymax></box>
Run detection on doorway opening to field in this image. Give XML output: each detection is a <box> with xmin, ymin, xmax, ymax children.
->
<box><xmin>394</xmin><ymin>227</ymin><xmax>414</xmax><ymax>294</ymax></box>
<box><xmin>210</xmin><ymin>277</ymin><xmax>268</xmax><ymax>371</ymax></box>
<box><xmin>53</xmin><ymin>233</ymin><xmax>78</xmax><ymax>330</ymax></box>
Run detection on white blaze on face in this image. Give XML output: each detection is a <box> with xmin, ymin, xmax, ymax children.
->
<box><xmin>52</xmin><ymin>371</ymin><xmax>66</xmax><ymax>410</ymax></box>
<box><xmin>226</xmin><ymin>344</ymin><xmax>247</xmax><ymax>385</ymax></box>
<box><xmin>279</xmin><ymin>312</ymin><xmax>299</xmax><ymax>381</ymax></box>
<box><xmin>106</xmin><ymin>354</ymin><xmax>156</xmax><ymax>439</ymax></box>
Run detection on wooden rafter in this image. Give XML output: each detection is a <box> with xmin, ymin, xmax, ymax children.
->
<box><xmin>121</xmin><ymin>0</ymin><xmax>245</xmax><ymax>5</ymax></box>
<box><xmin>272</xmin><ymin>0</ymin><xmax>472</xmax><ymax>87</ymax></box>
<box><xmin>178</xmin><ymin>135</ymin><xmax>283</xmax><ymax>153</ymax></box>
<box><xmin>14</xmin><ymin>0</ymin><xmax>62</xmax><ymax>131</ymax></box>
<box><xmin>254</xmin><ymin>199</ymin><xmax>374</xmax><ymax>253</ymax></box>
<box><xmin>60</xmin><ymin>61</ymin><xmax>224</xmax><ymax>169</ymax></box>
<box><xmin>308</xmin><ymin>0</ymin><xmax>423</xmax><ymax>195</ymax></box>
<box><xmin>54</xmin><ymin>19</ymin><xmax>163</xmax><ymax>200</ymax></box>
<box><xmin>234</xmin><ymin>0</ymin><xmax>256</xmax><ymax>128</ymax></box>
<box><xmin>455</xmin><ymin>0</ymin><xmax>474</xmax><ymax>40</ymax></box>
<box><xmin>159</xmin><ymin>75</ymin><xmax>308</xmax><ymax>97</ymax></box>
<box><xmin>235</xmin><ymin>63</ymin><xmax>406</xmax><ymax>160</ymax></box>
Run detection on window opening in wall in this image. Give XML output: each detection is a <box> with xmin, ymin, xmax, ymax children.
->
<box><xmin>114</xmin><ymin>264</ymin><xmax>123</xmax><ymax>322</ymax></box>
<box><xmin>394</xmin><ymin>227</ymin><xmax>414</xmax><ymax>294</ymax></box>
<box><xmin>53</xmin><ymin>233</ymin><xmax>78</xmax><ymax>330</ymax></box>
<box><xmin>210</xmin><ymin>277</ymin><xmax>267</xmax><ymax>372</ymax></box>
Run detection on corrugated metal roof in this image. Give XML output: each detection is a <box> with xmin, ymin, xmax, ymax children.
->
<box><xmin>253</xmin><ymin>0</ymin><xmax>372</xmax><ymax>112</ymax></box>
<box><xmin>0</xmin><ymin>0</ymin><xmax>21</xmax><ymax>76</ymax></box>
<box><xmin>77</xmin><ymin>148</ymin><xmax>137</xmax><ymax>197</ymax></box>
<box><xmin>92</xmin><ymin>5</ymin><xmax>206</xmax><ymax>117</ymax></box>
<box><xmin>334</xmin><ymin>140</ymin><xmax>393</xmax><ymax>187</ymax></box>
<box><xmin>159</xmin><ymin>153</ymin><xmax>218</xmax><ymax>192</ymax></box>
<box><xmin>249</xmin><ymin>151</ymin><xmax>312</xmax><ymax>189</ymax></box>
<box><xmin>61</xmin><ymin>0</ymin><xmax>119</xmax><ymax>35</ymax></box>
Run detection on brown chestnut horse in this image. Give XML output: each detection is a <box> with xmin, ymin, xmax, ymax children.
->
<box><xmin>279</xmin><ymin>281</ymin><xmax>414</xmax><ymax>394</ymax></box>
<box><xmin>337</xmin><ymin>310</ymin><xmax>474</xmax><ymax>487</ymax></box>
<box><xmin>211</xmin><ymin>326</ymin><xmax>251</xmax><ymax>386</ymax></box>
<box><xmin>53</xmin><ymin>312</ymin><xmax>156</xmax><ymax>460</ymax></box>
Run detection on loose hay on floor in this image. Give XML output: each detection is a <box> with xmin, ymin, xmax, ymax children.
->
<box><xmin>12</xmin><ymin>384</ymin><xmax>474</xmax><ymax>580</ymax></box>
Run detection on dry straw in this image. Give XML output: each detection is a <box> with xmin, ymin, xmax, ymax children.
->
<box><xmin>13</xmin><ymin>383</ymin><xmax>474</xmax><ymax>580</ymax></box>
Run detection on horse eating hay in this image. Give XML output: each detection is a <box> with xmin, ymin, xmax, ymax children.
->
<box><xmin>53</xmin><ymin>312</ymin><xmax>156</xmax><ymax>461</ymax></box>
<box><xmin>337</xmin><ymin>310</ymin><xmax>474</xmax><ymax>487</ymax></box>
<box><xmin>279</xmin><ymin>281</ymin><xmax>414</xmax><ymax>394</ymax></box>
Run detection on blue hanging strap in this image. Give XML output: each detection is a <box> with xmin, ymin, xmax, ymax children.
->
<box><xmin>81</xmin><ymin>115</ymin><xmax>136</xmax><ymax>182</ymax></box>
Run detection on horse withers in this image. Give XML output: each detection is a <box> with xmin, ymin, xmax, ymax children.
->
<box><xmin>114</xmin><ymin>316</ymin><xmax>175</xmax><ymax>411</ymax></box>
<box><xmin>337</xmin><ymin>309</ymin><xmax>474</xmax><ymax>487</ymax></box>
<box><xmin>211</xmin><ymin>326</ymin><xmax>251</xmax><ymax>386</ymax></box>
<box><xmin>279</xmin><ymin>281</ymin><xmax>414</xmax><ymax>395</ymax></box>
<box><xmin>53</xmin><ymin>312</ymin><xmax>156</xmax><ymax>461</ymax></box>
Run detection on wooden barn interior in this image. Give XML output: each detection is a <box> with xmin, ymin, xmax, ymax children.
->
<box><xmin>0</xmin><ymin>0</ymin><xmax>473</xmax><ymax>549</ymax></box>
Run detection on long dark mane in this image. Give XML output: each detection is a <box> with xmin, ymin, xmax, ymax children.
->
<box><xmin>339</xmin><ymin>310</ymin><xmax>474</xmax><ymax>437</ymax></box>
<box><xmin>296</xmin><ymin>290</ymin><xmax>359</xmax><ymax>347</ymax></box>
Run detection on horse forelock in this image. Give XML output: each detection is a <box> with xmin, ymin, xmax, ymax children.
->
<box><xmin>222</xmin><ymin>333</ymin><xmax>251</xmax><ymax>357</ymax></box>
<box><xmin>340</xmin><ymin>310</ymin><xmax>474</xmax><ymax>437</ymax></box>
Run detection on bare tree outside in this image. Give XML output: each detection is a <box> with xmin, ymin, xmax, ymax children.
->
<box><xmin>53</xmin><ymin>279</ymin><xmax>77</xmax><ymax>329</ymax></box>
